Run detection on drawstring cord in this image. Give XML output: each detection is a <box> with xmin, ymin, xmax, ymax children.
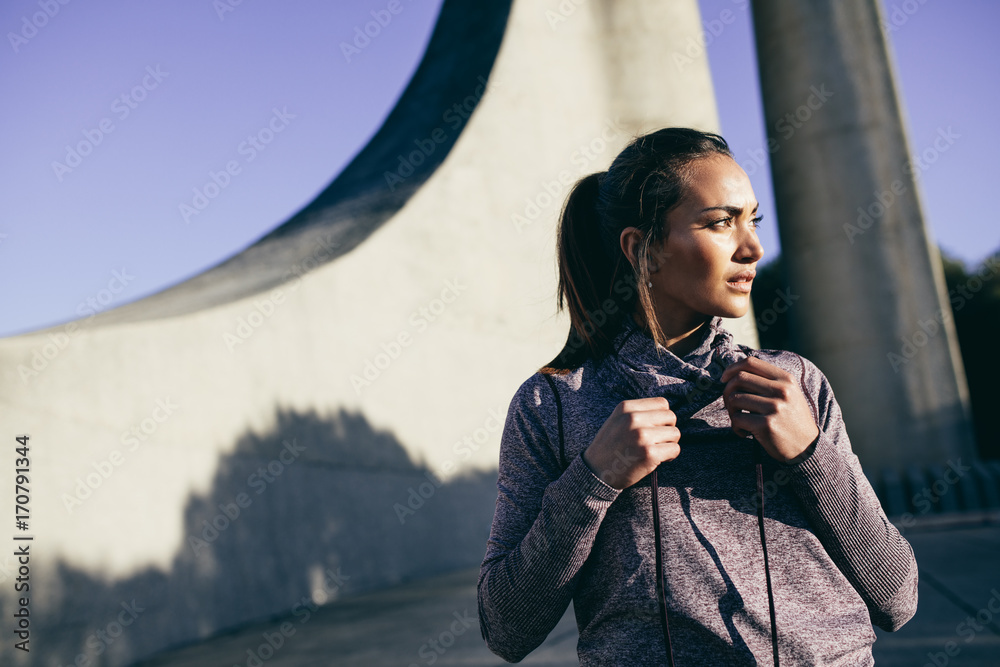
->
<box><xmin>650</xmin><ymin>468</ymin><xmax>675</xmax><ymax>667</ymax></box>
<box><xmin>754</xmin><ymin>437</ymin><xmax>780</xmax><ymax>666</ymax></box>
<box><xmin>650</xmin><ymin>439</ymin><xmax>779</xmax><ymax>666</ymax></box>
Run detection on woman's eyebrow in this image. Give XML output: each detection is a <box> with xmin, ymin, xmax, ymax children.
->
<box><xmin>699</xmin><ymin>203</ymin><xmax>760</xmax><ymax>216</ymax></box>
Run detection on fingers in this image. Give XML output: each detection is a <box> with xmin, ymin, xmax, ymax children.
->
<box><xmin>728</xmin><ymin>410</ymin><xmax>765</xmax><ymax>436</ymax></box>
<box><xmin>617</xmin><ymin>398</ymin><xmax>676</xmax><ymax>426</ymax></box>
<box><xmin>650</xmin><ymin>439</ymin><xmax>683</xmax><ymax>465</ymax></box>
<box><xmin>723</xmin><ymin>390</ymin><xmax>776</xmax><ymax>416</ymax></box>
<box><xmin>722</xmin><ymin>370</ymin><xmax>786</xmax><ymax>402</ymax></box>
<box><xmin>719</xmin><ymin>356</ymin><xmax>789</xmax><ymax>384</ymax></box>
<box><xmin>619</xmin><ymin>396</ymin><xmax>672</xmax><ymax>412</ymax></box>
<box><xmin>636</xmin><ymin>425</ymin><xmax>682</xmax><ymax>447</ymax></box>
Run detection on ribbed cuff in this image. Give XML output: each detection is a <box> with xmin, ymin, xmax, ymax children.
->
<box><xmin>553</xmin><ymin>453</ymin><xmax>621</xmax><ymax>503</ymax></box>
<box><xmin>483</xmin><ymin>451</ymin><xmax>622</xmax><ymax>652</ymax></box>
<box><xmin>575</xmin><ymin>451</ymin><xmax>626</xmax><ymax>501</ymax></box>
<box><xmin>782</xmin><ymin>429</ymin><xmax>914</xmax><ymax>609</ymax></box>
<box><xmin>781</xmin><ymin>431</ymin><xmax>820</xmax><ymax>467</ymax></box>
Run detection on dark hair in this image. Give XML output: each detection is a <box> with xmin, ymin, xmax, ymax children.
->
<box><xmin>544</xmin><ymin>127</ymin><xmax>733</xmax><ymax>372</ymax></box>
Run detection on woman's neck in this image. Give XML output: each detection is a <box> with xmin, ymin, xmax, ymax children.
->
<box><xmin>631</xmin><ymin>311</ymin><xmax>711</xmax><ymax>358</ymax></box>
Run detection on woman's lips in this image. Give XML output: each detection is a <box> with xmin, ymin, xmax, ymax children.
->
<box><xmin>726</xmin><ymin>270</ymin><xmax>755</xmax><ymax>293</ymax></box>
<box><xmin>726</xmin><ymin>278</ymin><xmax>753</xmax><ymax>293</ymax></box>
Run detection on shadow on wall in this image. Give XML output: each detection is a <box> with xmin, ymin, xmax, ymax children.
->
<box><xmin>0</xmin><ymin>408</ymin><xmax>499</xmax><ymax>667</ymax></box>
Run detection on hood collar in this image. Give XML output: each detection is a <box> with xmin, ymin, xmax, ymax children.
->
<box><xmin>597</xmin><ymin>314</ymin><xmax>750</xmax><ymax>422</ymax></box>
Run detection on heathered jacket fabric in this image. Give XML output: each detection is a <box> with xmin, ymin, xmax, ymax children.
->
<box><xmin>477</xmin><ymin>314</ymin><xmax>918</xmax><ymax>666</ymax></box>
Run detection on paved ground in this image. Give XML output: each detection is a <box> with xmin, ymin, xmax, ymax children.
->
<box><xmin>134</xmin><ymin>512</ymin><xmax>1000</xmax><ymax>666</ymax></box>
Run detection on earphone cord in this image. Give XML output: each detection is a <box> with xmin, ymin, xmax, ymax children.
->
<box><xmin>650</xmin><ymin>441</ymin><xmax>779</xmax><ymax>666</ymax></box>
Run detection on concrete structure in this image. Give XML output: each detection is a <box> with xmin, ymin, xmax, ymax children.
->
<box><xmin>752</xmin><ymin>0</ymin><xmax>977</xmax><ymax>473</ymax></box>
<box><xmin>0</xmin><ymin>1</ymin><xmax>748</xmax><ymax>665</ymax></box>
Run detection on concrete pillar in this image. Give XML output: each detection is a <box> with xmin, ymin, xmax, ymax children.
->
<box><xmin>751</xmin><ymin>0</ymin><xmax>976</xmax><ymax>471</ymax></box>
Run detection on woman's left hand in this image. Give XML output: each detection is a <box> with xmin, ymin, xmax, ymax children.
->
<box><xmin>720</xmin><ymin>356</ymin><xmax>820</xmax><ymax>463</ymax></box>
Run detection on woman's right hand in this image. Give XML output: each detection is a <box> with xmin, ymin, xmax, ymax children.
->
<box><xmin>581</xmin><ymin>397</ymin><xmax>681</xmax><ymax>490</ymax></box>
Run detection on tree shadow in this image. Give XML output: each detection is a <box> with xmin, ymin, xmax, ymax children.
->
<box><xmin>0</xmin><ymin>407</ymin><xmax>499</xmax><ymax>666</ymax></box>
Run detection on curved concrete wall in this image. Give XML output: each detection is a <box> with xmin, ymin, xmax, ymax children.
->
<box><xmin>0</xmin><ymin>1</ymin><xmax>745</xmax><ymax>664</ymax></box>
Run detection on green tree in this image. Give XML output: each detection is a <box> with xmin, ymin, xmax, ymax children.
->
<box><xmin>939</xmin><ymin>248</ymin><xmax>1000</xmax><ymax>459</ymax></box>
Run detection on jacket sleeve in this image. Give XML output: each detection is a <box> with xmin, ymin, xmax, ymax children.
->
<box><xmin>477</xmin><ymin>373</ymin><xmax>621</xmax><ymax>662</ymax></box>
<box><xmin>780</xmin><ymin>354</ymin><xmax>919</xmax><ymax>632</ymax></box>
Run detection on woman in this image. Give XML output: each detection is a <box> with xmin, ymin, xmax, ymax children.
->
<box><xmin>477</xmin><ymin>128</ymin><xmax>918</xmax><ymax>666</ymax></box>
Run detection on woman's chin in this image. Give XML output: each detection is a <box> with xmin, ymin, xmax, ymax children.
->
<box><xmin>713</xmin><ymin>298</ymin><xmax>751</xmax><ymax>320</ymax></box>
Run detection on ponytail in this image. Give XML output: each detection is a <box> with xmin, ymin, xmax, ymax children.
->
<box><xmin>547</xmin><ymin>173</ymin><xmax>636</xmax><ymax>372</ymax></box>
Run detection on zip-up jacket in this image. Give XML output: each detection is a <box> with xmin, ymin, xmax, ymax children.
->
<box><xmin>477</xmin><ymin>314</ymin><xmax>918</xmax><ymax>665</ymax></box>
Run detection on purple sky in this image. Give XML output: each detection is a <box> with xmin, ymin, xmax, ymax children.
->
<box><xmin>1</xmin><ymin>0</ymin><xmax>996</xmax><ymax>338</ymax></box>
<box><xmin>0</xmin><ymin>0</ymin><xmax>445</xmax><ymax>337</ymax></box>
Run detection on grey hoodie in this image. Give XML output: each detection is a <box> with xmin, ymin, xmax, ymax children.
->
<box><xmin>477</xmin><ymin>314</ymin><xmax>918</xmax><ymax>665</ymax></box>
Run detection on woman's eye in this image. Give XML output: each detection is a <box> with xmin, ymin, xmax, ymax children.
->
<box><xmin>709</xmin><ymin>215</ymin><xmax>762</xmax><ymax>229</ymax></box>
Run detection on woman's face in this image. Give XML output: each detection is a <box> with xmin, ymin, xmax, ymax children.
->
<box><xmin>643</xmin><ymin>155</ymin><xmax>764</xmax><ymax>330</ymax></box>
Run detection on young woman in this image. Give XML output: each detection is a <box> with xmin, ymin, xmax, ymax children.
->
<box><xmin>477</xmin><ymin>128</ymin><xmax>918</xmax><ymax>666</ymax></box>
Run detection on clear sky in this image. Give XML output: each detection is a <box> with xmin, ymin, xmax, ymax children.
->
<box><xmin>1</xmin><ymin>0</ymin><xmax>996</xmax><ymax>338</ymax></box>
<box><xmin>0</xmin><ymin>0</ymin><xmax>446</xmax><ymax>338</ymax></box>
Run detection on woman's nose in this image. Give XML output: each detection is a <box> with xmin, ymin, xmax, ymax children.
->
<box><xmin>737</xmin><ymin>226</ymin><xmax>764</xmax><ymax>262</ymax></box>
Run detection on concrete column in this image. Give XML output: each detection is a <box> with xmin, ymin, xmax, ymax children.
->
<box><xmin>751</xmin><ymin>0</ymin><xmax>976</xmax><ymax>471</ymax></box>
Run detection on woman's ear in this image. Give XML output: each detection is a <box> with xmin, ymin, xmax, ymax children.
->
<box><xmin>619</xmin><ymin>227</ymin><xmax>645</xmax><ymax>273</ymax></box>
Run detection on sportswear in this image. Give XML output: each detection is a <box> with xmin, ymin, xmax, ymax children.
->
<box><xmin>477</xmin><ymin>314</ymin><xmax>918</xmax><ymax>665</ymax></box>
